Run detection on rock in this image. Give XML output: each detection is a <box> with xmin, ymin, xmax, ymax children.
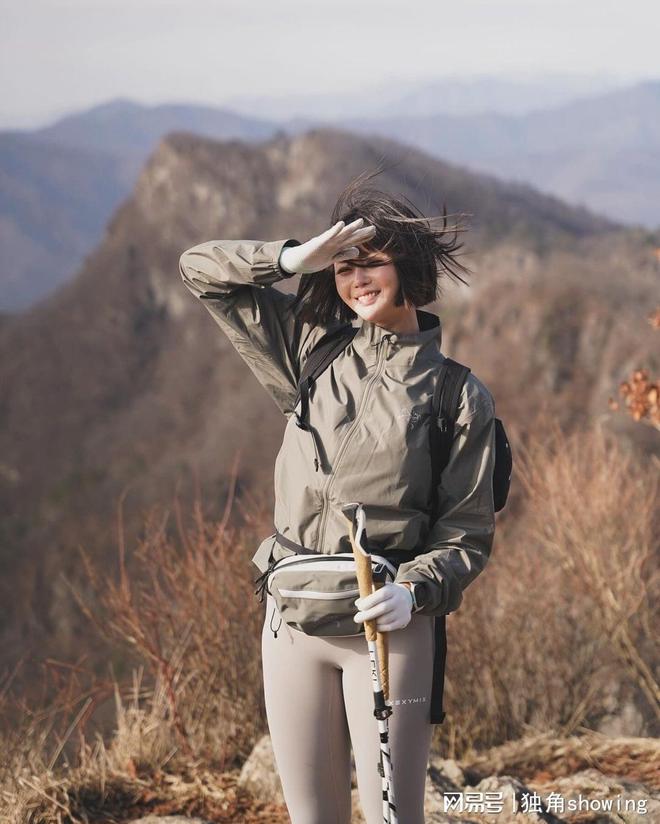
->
<box><xmin>428</xmin><ymin>755</ymin><xmax>466</xmax><ymax>791</ymax></box>
<box><xmin>238</xmin><ymin>734</ymin><xmax>285</xmax><ymax>805</ymax></box>
<box><xmin>531</xmin><ymin>767</ymin><xmax>660</xmax><ymax>824</ymax></box>
<box><xmin>424</xmin><ymin>778</ymin><xmax>481</xmax><ymax>823</ymax></box>
<box><xmin>240</xmin><ymin>733</ymin><xmax>660</xmax><ymax>823</ymax></box>
<box><xmin>472</xmin><ymin>774</ymin><xmax>563</xmax><ymax>822</ymax></box>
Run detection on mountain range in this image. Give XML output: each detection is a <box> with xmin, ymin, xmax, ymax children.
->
<box><xmin>1</xmin><ymin>78</ymin><xmax>658</xmax><ymax>311</ymax></box>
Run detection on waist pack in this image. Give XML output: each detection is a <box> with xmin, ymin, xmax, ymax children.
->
<box><xmin>254</xmin><ymin>323</ymin><xmax>513</xmax><ymax>724</ymax></box>
<box><xmin>260</xmin><ymin>550</ymin><xmax>398</xmax><ymax>637</ymax></box>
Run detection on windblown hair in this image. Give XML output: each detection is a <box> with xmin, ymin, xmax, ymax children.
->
<box><xmin>291</xmin><ymin>166</ymin><xmax>472</xmax><ymax>326</ymax></box>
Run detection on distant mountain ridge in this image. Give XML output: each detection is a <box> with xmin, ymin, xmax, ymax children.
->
<box><xmin>34</xmin><ymin>98</ymin><xmax>276</xmax><ymax>159</ymax></box>
<box><xmin>1</xmin><ymin>79</ymin><xmax>658</xmax><ymax>311</ymax></box>
<box><xmin>225</xmin><ymin>72</ymin><xmax>625</xmax><ymax>119</ymax></box>
<box><xmin>335</xmin><ymin>80</ymin><xmax>660</xmax><ymax>229</ymax></box>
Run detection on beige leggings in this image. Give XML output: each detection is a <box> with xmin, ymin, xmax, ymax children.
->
<box><xmin>261</xmin><ymin>592</ymin><xmax>435</xmax><ymax>824</ymax></box>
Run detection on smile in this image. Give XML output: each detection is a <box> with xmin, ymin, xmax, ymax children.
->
<box><xmin>355</xmin><ymin>290</ymin><xmax>380</xmax><ymax>305</ymax></box>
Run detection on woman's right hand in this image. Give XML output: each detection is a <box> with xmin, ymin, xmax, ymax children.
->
<box><xmin>279</xmin><ymin>218</ymin><xmax>377</xmax><ymax>275</ymax></box>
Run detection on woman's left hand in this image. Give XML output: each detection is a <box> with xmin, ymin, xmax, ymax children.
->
<box><xmin>354</xmin><ymin>583</ymin><xmax>413</xmax><ymax>632</ymax></box>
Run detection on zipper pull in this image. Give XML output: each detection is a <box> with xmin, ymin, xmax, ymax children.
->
<box><xmin>269</xmin><ymin>605</ymin><xmax>282</xmax><ymax>638</ymax></box>
<box><xmin>309</xmin><ymin>428</ymin><xmax>322</xmax><ymax>472</ymax></box>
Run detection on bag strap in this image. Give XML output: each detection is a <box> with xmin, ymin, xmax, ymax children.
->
<box><xmin>295</xmin><ymin>324</ymin><xmax>357</xmax><ymax>428</ymax></box>
<box><xmin>429</xmin><ymin>357</ymin><xmax>471</xmax><ymax>524</ymax></box>
<box><xmin>427</xmin><ymin>356</ymin><xmax>470</xmax><ymax>725</ymax></box>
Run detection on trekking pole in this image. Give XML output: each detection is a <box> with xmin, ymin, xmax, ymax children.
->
<box><xmin>341</xmin><ymin>502</ymin><xmax>398</xmax><ymax>824</ymax></box>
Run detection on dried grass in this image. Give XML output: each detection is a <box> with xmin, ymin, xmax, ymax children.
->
<box><xmin>2</xmin><ymin>425</ymin><xmax>657</xmax><ymax>820</ymax></box>
<box><xmin>436</xmin><ymin>417</ymin><xmax>659</xmax><ymax>756</ymax></box>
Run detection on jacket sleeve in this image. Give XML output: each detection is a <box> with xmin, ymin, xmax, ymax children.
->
<box><xmin>394</xmin><ymin>374</ymin><xmax>497</xmax><ymax>616</ymax></box>
<box><xmin>179</xmin><ymin>238</ymin><xmax>321</xmax><ymax>417</ymax></box>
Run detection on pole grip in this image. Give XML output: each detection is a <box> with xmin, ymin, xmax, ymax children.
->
<box><xmin>374</xmin><ymin>588</ymin><xmax>390</xmax><ymax>701</ymax></box>
<box><xmin>353</xmin><ymin>539</ymin><xmax>378</xmax><ymax>642</ymax></box>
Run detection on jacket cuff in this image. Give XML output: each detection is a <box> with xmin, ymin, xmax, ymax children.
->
<box><xmin>394</xmin><ymin>576</ymin><xmax>435</xmax><ymax>615</ymax></box>
<box><xmin>277</xmin><ymin>238</ymin><xmax>302</xmax><ymax>279</ymax></box>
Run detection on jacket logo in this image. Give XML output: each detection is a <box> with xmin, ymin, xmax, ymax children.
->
<box><xmin>395</xmin><ymin>406</ymin><xmax>425</xmax><ymax>432</ymax></box>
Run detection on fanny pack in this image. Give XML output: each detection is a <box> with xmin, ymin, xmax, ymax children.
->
<box><xmin>254</xmin><ymin>535</ymin><xmax>398</xmax><ymax>637</ymax></box>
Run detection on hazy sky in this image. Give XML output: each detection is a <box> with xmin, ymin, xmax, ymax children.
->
<box><xmin>2</xmin><ymin>0</ymin><xmax>659</xmax><ymax>128</ymax></box>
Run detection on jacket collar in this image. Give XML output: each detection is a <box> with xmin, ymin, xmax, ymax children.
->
<box><xmin>351</xmin><ymin>309</ymin><xmax>442</xmax><ymax>361</ymax></box>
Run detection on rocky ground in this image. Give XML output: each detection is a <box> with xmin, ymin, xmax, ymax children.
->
<box><xmin>67</xmin><ymin>732</ymin><xmax>657</xmax><ymax>824</ymax></box>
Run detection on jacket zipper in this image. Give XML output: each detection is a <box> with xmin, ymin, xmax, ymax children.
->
<box><xmin>315</xmin><ymin>336</ymin><xmax>391</xmax><ymax>551</ymax></box>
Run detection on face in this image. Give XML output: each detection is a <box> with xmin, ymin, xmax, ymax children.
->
<box><xmin>334</xmin><ymin>250</ymin><xmax>418</xmax><ymax>333</ymax></box>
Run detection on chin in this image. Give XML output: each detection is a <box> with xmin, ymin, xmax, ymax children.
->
<box><xmin>352</xmin><ymin>297</ymin><xmax>390</xmax><ymax>323</ymax></box>
<box><xmin>354</xmin><ymin>305</ymin><xmax>384</xmax><ymax>323</ymax></box>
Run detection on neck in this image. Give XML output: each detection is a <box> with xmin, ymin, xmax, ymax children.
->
<box><xmin>375</xmin><ymin>308</ymin><xmax>420</xmax><ymax>335</ymax></box>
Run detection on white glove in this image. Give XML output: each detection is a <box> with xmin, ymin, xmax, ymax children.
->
<box><xmin>279</xmin><ymin>218</ymin><xmax>376</xmax><ymax>274</ymax></box>
<box><xmin>354</xmin><ymin>583</ymin><xmax>414</xmax><ymax>632</ymax></box>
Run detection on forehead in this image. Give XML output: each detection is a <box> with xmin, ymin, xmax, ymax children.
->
<box><xmin>334</xmin><ymin>250</ymin><xmax>391</xmax><ymax>269</ymax></box>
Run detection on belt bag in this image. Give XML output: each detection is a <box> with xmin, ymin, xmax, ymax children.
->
<box><xmin>266</xmin><ymin>552</ymin><xmax>399</xmax><ymax>637</ymax></box>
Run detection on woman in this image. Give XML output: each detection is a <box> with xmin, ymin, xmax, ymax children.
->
<box><xmin>179</xmin><ymin>175</ymin><xmax>497</xmax><ymax>824</ymax></box>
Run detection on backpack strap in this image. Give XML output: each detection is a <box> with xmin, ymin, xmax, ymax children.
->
<box><xmin>427</xmin><ymin>356</ymin><xmax>471</xmax><ymax>725</ymax></box>
<box><xmin>295</xmin><ymin>324</ymin><xmax>357</xmax><ymax>430</ymax></box>
<box><xmin>429</xmin><ymin>357</ymin><xmax>471</xmax><ymax>521</ymax></box>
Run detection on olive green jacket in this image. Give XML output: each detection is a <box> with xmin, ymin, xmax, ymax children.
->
<box><xmin>179</xmin><ymin>238</ymin><xmax>497</xmax><ymax>616</ymax></box>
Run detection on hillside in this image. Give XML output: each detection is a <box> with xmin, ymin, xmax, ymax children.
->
<box><xmin>0</xmin><ymin>100</ymin><xmax>279</xmax><ymax>310</ymax></box>
<box><xmin>0</xmin><ymin>133</ymin><xmax>129</xmax><ymax>310</ymax></box>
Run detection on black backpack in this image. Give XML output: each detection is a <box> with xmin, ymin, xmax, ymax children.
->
<box><xmin>293</xmin><ymin>323</ymin><xmax>513</xmax><ymax>724</ymax></box>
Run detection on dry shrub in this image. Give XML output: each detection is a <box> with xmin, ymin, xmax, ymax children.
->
<box><xmin>437</xmin><ymin>419</ymin><xmax>659</xmax><ymax>757</ymax></box>
<box><xmin>0</xmin><ymin>667</ymin><xmax>171</xmax><ymax>823</ymax></box>
<box><xmin>0</xmin><ymin>470</ymin><xmax>277</xmax><ymax>821</ymax></box>
<box><xmin>72</xmin><ymin>468</ymin><xmax>273</xmax><ymax>772</ymax></box>
<box><xmin>516</xmin><ymin>420</ymin><xmax>659</xmax><ymax>714</ymax></box>
<box><xmin>0</xmin><ymin>665</ymin><xmax>286</xmax><ymax>823</ymax></box>
<box><xmin>3</xmin><ymin>425</ymin><xmax>658</xmax><ymax>818</ymax></box>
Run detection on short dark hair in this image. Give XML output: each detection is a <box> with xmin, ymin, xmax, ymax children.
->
<box><xmin>291</xmin><ymin>167</ymin><xmax>471</xmax><ymax>326</ymax></box>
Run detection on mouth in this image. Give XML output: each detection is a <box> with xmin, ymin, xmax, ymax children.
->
<box><xmin>354</xmin><ymin>289</ymin><xmax>380</xmax><ymax>305</ymax></box>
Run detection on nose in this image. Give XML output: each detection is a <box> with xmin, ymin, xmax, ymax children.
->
<box><xmin>353</xmin><ymin>267</ymin><xmax>371</xmax><ymax>286</ymax></box>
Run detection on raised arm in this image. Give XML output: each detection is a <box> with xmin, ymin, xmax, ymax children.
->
<box><xmin>179</xmin><ymin>238</ymin><xmax>313</xmax><ymax>416</ymax></box>
<box><xmin>394</xmin><ymin>374</ymin><xmax>497</xmax><ymax>615</ymax></box>
<box><xmin>179</xmin><ymin>221</ymin><xmax>377</xmax><ymax>416</ymax></box>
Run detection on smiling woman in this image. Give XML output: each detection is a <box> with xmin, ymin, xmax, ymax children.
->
<box><xmin>178</xmin><ymin>167</ymin><xmax>498</xmax><ymax>823</ymax></box>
